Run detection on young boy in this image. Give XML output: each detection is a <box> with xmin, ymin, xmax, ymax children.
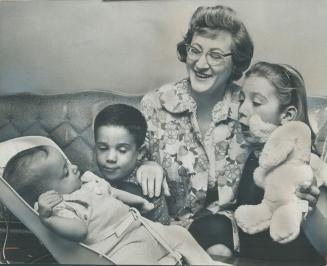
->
<box><xmin>93</xmin><ymin>104</ymin><xmax>170</xmax><ymax>224</ymax></box>
<box><xmin>3</xmin><ymin>144</ymin><xmax>220</xmax><ymax>265</ymax></box>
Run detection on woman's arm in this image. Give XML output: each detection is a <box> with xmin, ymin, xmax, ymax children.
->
<box><xmin>303</xmin><ymin>186</ymin><xmax>327</xmax><ymax>257</ymax></box>
<box><xmin>137</xmin><ymin>93</ymin><xmax>171</xmax><ymax>198</ymax></box>
<box><xmin>38</xmin><ymin>190</ymin><xmax>88</xmax><ymax>242</ymax></box>
<box><xmin>301</xmin><ymin>154</ymin><xmax>327</xmax><ymax>256</ymax></box>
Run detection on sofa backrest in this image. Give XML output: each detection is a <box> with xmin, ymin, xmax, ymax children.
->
<box><xmin>308</xmin><ymin>97</ymin><xmax>327</xmax><ymax>157</ymax></box>
<box><xmin>0</xmin><ymin>91</ymin><xmax>142</xmax><ymax>173</ymax></box>
<box><xmin>0</xmin><ymin>92</ymin><xmax>326</xmax><ymax>172</ymax></box>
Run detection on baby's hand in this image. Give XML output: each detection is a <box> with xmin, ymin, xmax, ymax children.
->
<box><xmin>141</xmin><ymin>200</ymin><xmax>155</xmax><ymax>213</ymax></box>
<box><xmin>38</xmin><ymin>190</ymin><xmax>63</xmax><ymax>218</ymax></box>
<box><xmin>170</xmin><ymin>218</ymin><xmax>193</xmax><ymax>229</ymax></box>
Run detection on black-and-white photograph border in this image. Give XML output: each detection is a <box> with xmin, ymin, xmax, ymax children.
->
<box><xmin>0</xmin><ymin>1</ymin><xmax>327</xmax><ymax>265</ymax></box>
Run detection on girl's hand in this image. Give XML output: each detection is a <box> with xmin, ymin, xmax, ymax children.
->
<box><xmin>296</xmin><ymin>180</ymin><xmax>320</xmax><ymax>212</ymax></box>
<box><xmin>137</xmin><ymin>161</ymin><xmax>170</xmax><ymax>198</ymax></box>
<box><xmin>38</xmin><ymin>190</ymin><xmax>63</xmax><ymax>218</ymax></box>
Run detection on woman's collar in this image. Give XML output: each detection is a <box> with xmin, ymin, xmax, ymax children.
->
<box><xmin>158</xmin><ymin>79</ymin><xmax>196</xmax><ymax>114</ymax></box>
<box><xmin>217</xmin><ymin>83</ymin><xmax>242</xmax><ymax>122</ymax></box>
<box><xmin>159</xmin><ymin>78</ymin><xmax>241</xmax><ymax>123</ymax></box>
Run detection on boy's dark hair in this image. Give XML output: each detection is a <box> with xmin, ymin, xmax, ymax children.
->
<box><xmin>94</xmin><ymin>104</ymin><xmax>147</xmax><ymax>148</ymax></box>
<box><xmin>3</xmin><ymin>145</ymin><xmax>49</xmax><ymax>206</ymax></box>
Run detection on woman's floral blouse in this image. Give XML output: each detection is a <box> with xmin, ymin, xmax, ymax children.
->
<box><xmin>140</xmin><ymin>79</ymin><xmax>251</xmax><ymax>223</ymax></box>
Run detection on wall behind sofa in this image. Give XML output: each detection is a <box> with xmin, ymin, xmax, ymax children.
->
<box><xmin>0</xmin><ymin>0</ymin><xmax>326</xmax><ymax>96</ymax></box>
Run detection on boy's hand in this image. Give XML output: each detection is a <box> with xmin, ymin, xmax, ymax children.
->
<box><xmin>140</xmin><ymin>200</ymin><xmax>155</xmax><ymax>213</ymax></box>
<box><xmin>137</xmin><ymin>161</ymin><xmax>170</xmax><ymax>198</ymax></box>
<box><xmin>38</xmin><ymin>190</ymin><xmax>63</xmax><ymax>218</ymax></box>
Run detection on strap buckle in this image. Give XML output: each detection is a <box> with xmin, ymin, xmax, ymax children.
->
<box><xmin>114</xmin><ymin>209</ymin><xmax>139</xmax><ymax>238</ymax></box>
<box><xmin>129</xmin><ymin>207</ymin><xmax>141</xmax><ymax>220</ymax></box>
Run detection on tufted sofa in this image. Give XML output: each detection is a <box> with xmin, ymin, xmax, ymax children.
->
<box><xmin>0</xmin><ymin>90</ymin><xmax>327</xmax><ymax>263</ymax></box>
<box><xmin>0</xmin><ymin>91</ymin><xmax>142</xmax><ymax>174</ymax></box>
<box><xmin>0</xmin><ymin>91</ymin><xmax>326</xmax><ymax>173</ymax></box>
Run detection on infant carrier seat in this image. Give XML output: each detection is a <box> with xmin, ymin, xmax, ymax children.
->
<box><xmin>0</xmin><ymin>136</ymin><xmax>182</xmax><ymax>265</ymax></box>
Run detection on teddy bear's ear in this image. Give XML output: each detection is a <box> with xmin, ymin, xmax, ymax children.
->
<box><xmin>280</xmin><ymin>106</ymin><xmax>297</xmax><ymax>125</ymax></box>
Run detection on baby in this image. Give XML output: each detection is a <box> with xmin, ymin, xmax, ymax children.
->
<box><xmin>3</xmin><ymin>149</ymin><xmax>218</xmax><ymax>265</ymax></box>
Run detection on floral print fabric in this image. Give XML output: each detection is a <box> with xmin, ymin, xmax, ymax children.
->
<box><xmin>140</xmin><ymin>79</ymin><xmax>251</xmax><ymax>221</ymax></box>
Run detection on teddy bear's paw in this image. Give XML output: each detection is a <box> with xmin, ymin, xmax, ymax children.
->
<box><xmin>270</xmin><ymin>213</ymin><xmax>301</xmax><ymax>244</ymax></box>
<box><xmin>253</xmin><ymin>167</ymin><xmax>266</xmax><ymax>188</ymax></box>
<box><xmin>271</xmin><ymin>229</ymin><xmax>300</xmax><ymax>244</ymax></box>
<box><xmin>235</xmin><ymin>204</ymin><xmax>271</xmax><ymax>234</ymax></box>
<box><xmin>270</xmin><ymin>223</ymin><xmax>300</xmax><ymax>244</ymax></box>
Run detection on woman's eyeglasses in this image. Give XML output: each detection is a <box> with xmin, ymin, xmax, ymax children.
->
<box><xmin>186</xmin><ymin>44</ymin><xmax>232</xmax><ymax>66</ymax></box>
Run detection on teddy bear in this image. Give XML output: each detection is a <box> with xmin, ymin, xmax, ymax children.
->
<box><xmin>234</xmin><ymin>114</ymin><xmax>315</xmax><ymax>244</ymax></box>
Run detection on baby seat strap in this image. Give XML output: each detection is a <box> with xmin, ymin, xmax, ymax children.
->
<box><xmin>131</xmin><ymin>208</ymin><xmax>183</xmax><ymax>265</ymax></box>
<box><xmin>220</xmin><ymin>210</ymin><xmax>240</xmax><ymax>253</ymax></box>
<box><xmin>88</xmin><ymin>207</ymin><xmax>183</xmax><ymax>264</ymax></box>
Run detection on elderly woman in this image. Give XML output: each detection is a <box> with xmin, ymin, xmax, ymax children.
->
<box><xmin>140</xmin><ymin>5</ymin><xmax>253</xmax><ymax>223</ymax></box>
<box><xmin>137</xmin><ymin>4</ymin><xmax>321</xmax><ymax>260</ymax></box>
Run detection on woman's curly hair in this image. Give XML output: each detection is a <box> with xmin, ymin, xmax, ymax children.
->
<box><xmin>177</xmin><ymin>5</ymin><xmax>254</xmax><ymax>81</ymax></box>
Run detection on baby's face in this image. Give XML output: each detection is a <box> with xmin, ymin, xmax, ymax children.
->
<box><xmin>95</xmin><ymin>125</ymin><xmax>140</xmax><ymax>182</ymax></box>
<box><xmin>37</xmin><ymin>146</ymin><xmax>82</xmax><ymax>194</ymax></box>
<box><xmin>238</xmin><ymin>75</ymin><xmax>282</xmax><ymax>144</ymax></box>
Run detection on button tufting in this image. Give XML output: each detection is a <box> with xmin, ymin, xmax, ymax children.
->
<box><xmin>0</xmin><ymin>92</ymin><xmax>142</xmax><ymax>173</ymax></box>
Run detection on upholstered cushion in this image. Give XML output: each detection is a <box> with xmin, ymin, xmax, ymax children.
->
<box><xmin>0</xmin><ymin>93</ymin><xmax>326</xmax><ymax>173</ymax></box>
<box><xmin>0</xmin><ymin>91</ymin><xmax>327</xmax><ymax>170</ymax></box>
<box><xmin>0</xmin><ymin>91</ymin><xmax>142</xmax><ymax>173</ymax></box>
<box><xmin>0</xmin><ymin>93</ymin><xmax>327</xmax><ymax>170</ymax></box>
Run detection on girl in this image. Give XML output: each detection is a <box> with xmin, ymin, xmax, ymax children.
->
<box><xmin>189</xmin><ymin>61</ymin><xmax>324</xmax><ymax>263</ymax></box>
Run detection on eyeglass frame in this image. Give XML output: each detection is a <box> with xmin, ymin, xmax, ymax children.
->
<box><xmin>185</xmin><ymin>44</ymin><xmax>233</xmax><ymax>66</ymax></box>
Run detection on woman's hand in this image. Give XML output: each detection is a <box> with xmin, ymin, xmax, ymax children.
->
<box><xmin>296</xmin><ymin>180</ymin><xmax>320</xmax><ymax>212</ymax></box>
<box><xmin>137</xmin><ymin>161</ymin><xmax>170</xmax><ymax>198</ymax></box>
<box><xmin>38</xmin><ymin>190</ymin><xmax>63</xmax><ymax>218</ymax></box>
